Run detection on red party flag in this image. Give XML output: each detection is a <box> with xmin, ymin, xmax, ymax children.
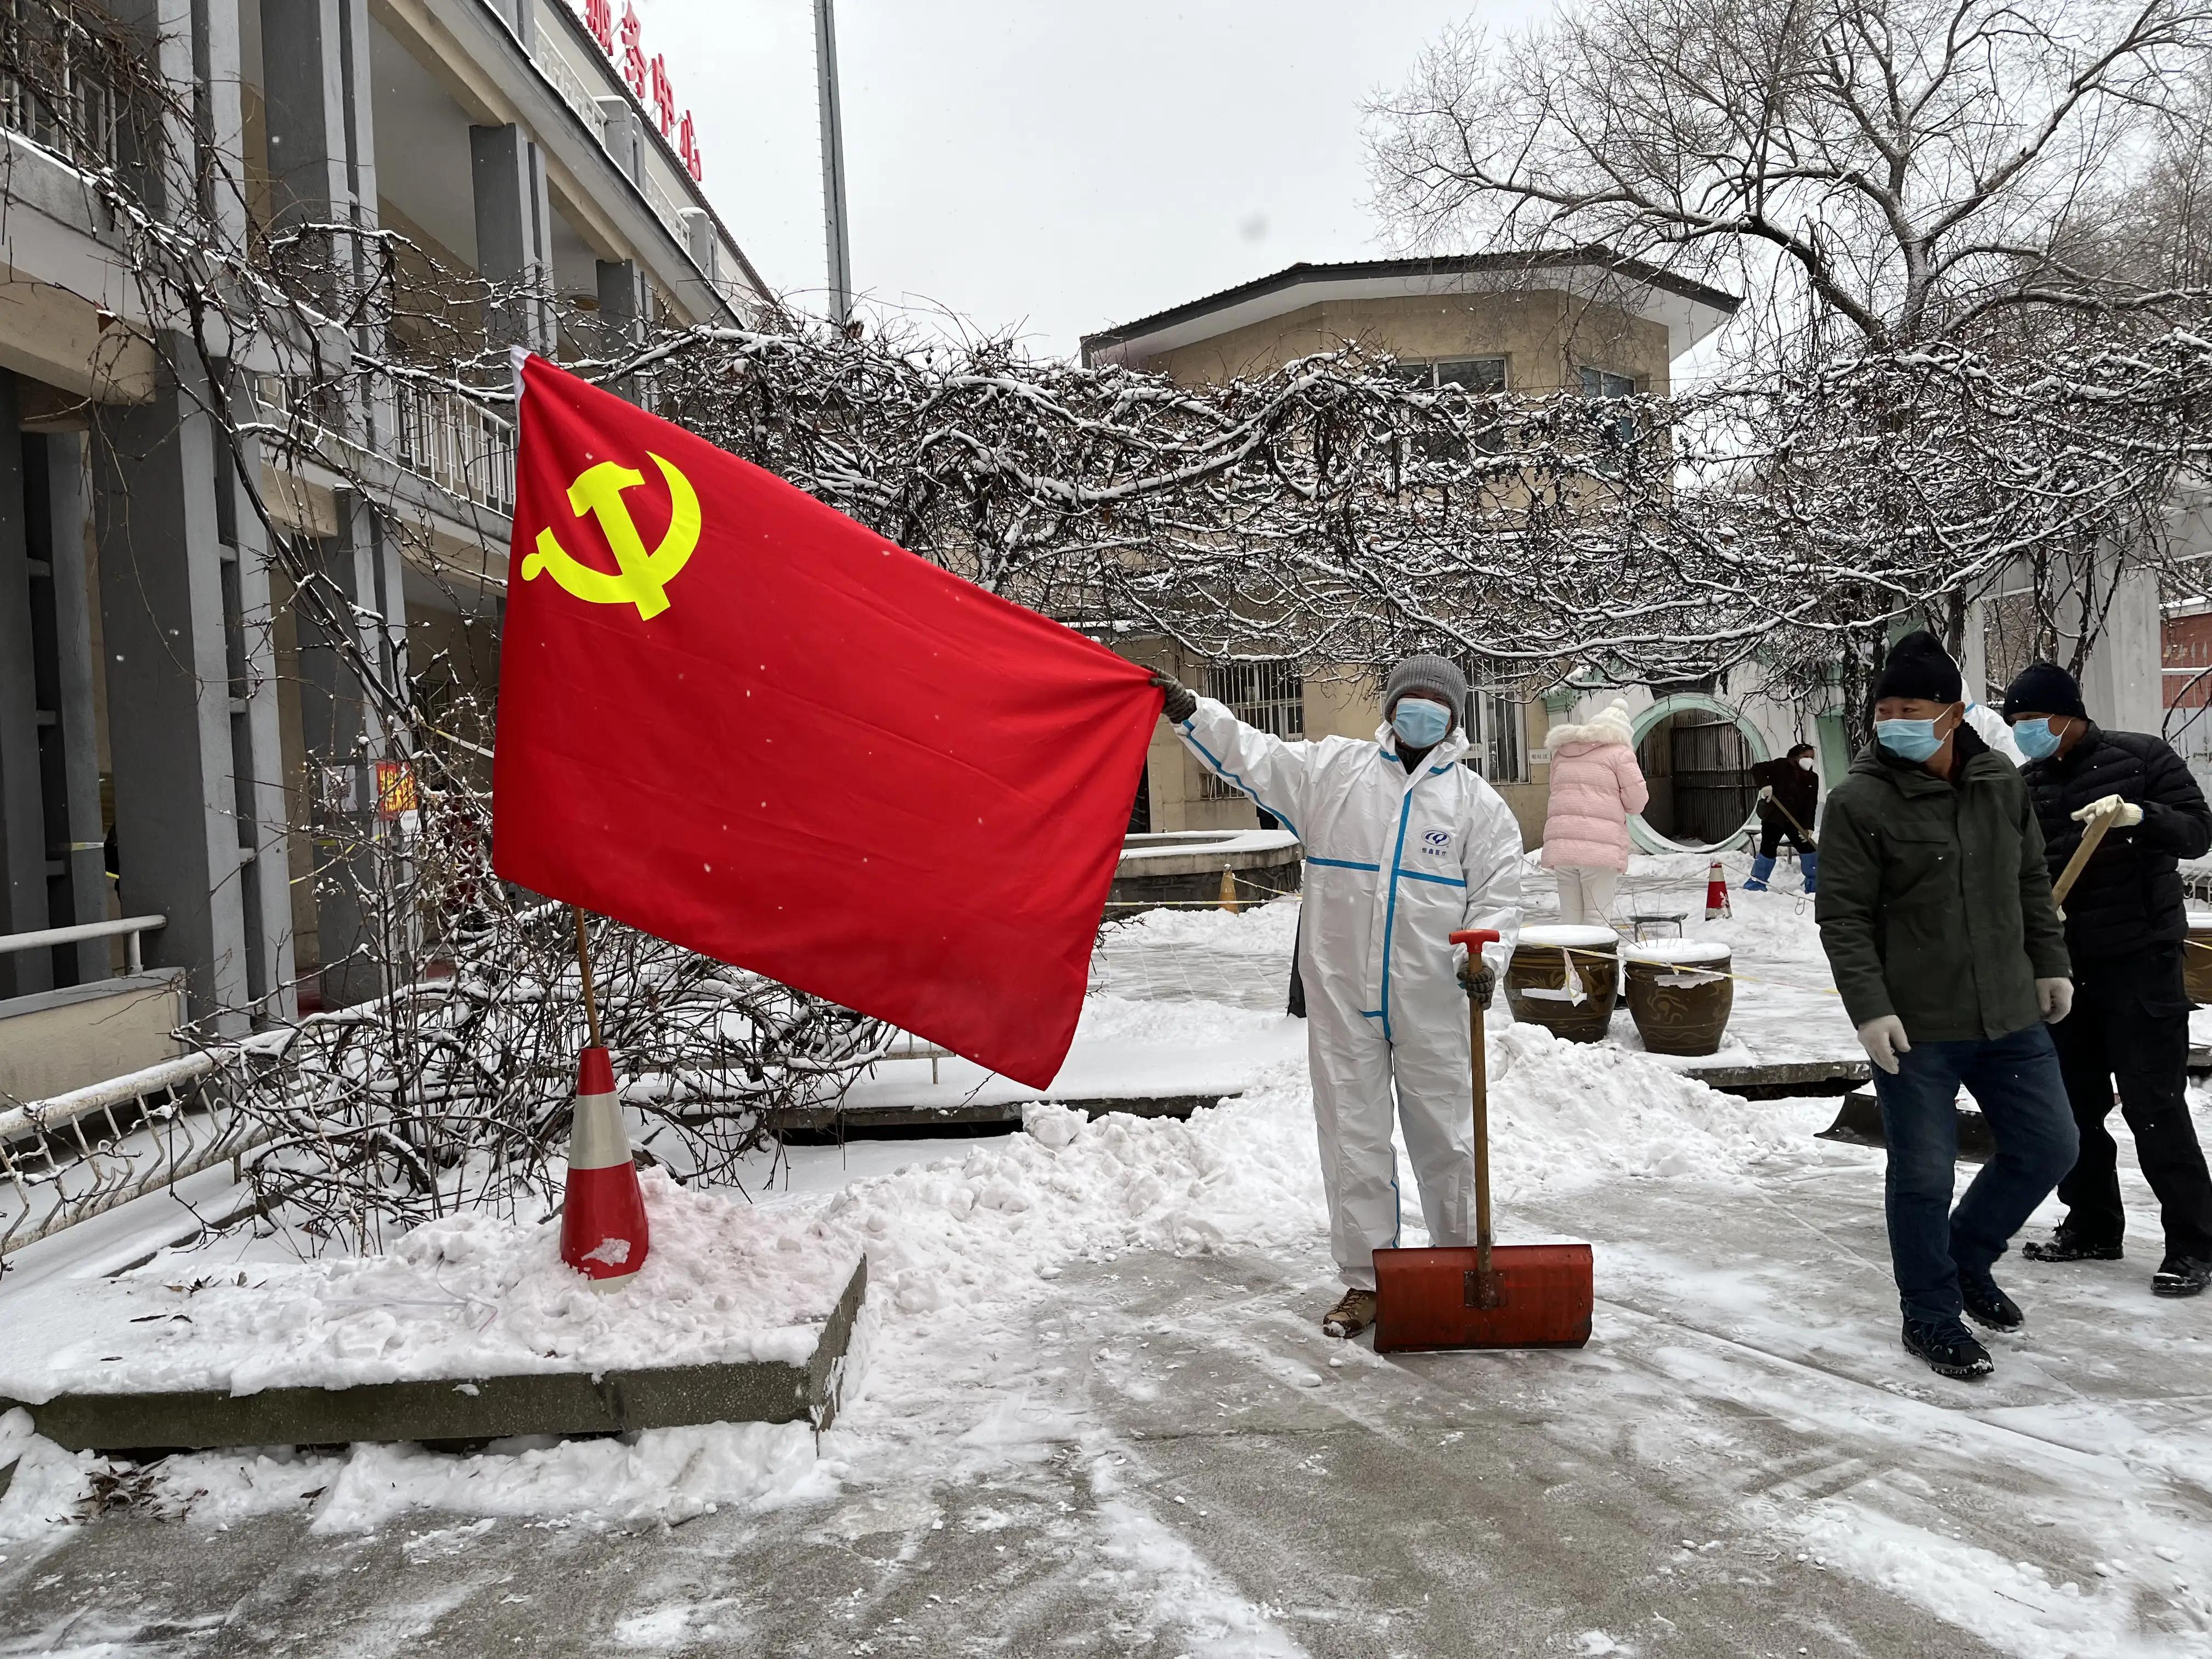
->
<box><xmin>492</xmin><ymin>354</ymin><xmax>1161</xmax><ymax>1088</ymax></box>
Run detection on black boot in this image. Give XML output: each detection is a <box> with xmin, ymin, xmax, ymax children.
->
<box><xmin>2152</xmin><ymin>1256</ymin><xmax>2212</xmax><ymax>1299</ymax></box>
<box><xmin>1902</xmin><ymin>1319</ymin><xmax>1994</xmax><ymax>1379</ymax></box>
<box><xmin>2023</xmin><ymin>1227</ymin><xmax>2123</xmax><ymax>1264</ymax></box>
<box><xmin>1960</xmin><ymin>1273</ymin><xmax>2024</xmax><ymax>1331</ymax></box>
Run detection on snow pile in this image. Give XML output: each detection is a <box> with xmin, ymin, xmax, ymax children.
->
<box><xmin>1104</xmin><ymin>896</ymin><xmax>1301</xmax><ymax>953</ymax></box>
<box><xmin>0</xmin><ymin>1171</ymin><xmax>862</xmax><ymax>1404</ymax></box>
<box><xmin>1486</xmin><ymin>1023</ymin><xmax>1799</xmax><ymax>1188</ymax></box>
<box><xmin>1</xmin><ymin>983</ymin><xmax>1805</xmax><ymax>1537</ymax></box>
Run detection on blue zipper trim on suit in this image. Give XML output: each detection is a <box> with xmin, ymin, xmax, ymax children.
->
<box><xmin>1307</xmin><ymin>855</ymin><xmax>1381</xmax><ymax>872</ymax></box>
<box><xmin>1399</xmin><ymin>869</ymin><xmax>1465</xmax><ymax>888</ymax></box>
<box><xmin>1358</xmin><ymin>1009</ymin><xmax>1383</xmax><ymax>1018</ymax></box>
<box><xmin>1376</xmin><ymin>791</ymin><xmax>1415</xmax><ymax>1042</ymax></box>
<box><xmin>1178</xmin><ymin>719</ymin><xmax>1300</xmax><ymax>837</ymax></box>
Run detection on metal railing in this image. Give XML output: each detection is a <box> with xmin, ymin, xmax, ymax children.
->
<box><xmin>531</xmin><ymin>22</ymin><xmax>610</xmax><ymax>146</ymax></box>
<box><xmin>258</xmin><ymin>371</ymin><xmax>516</xmax><ymax>519</ymax></box>
<box><xmin>391</xmin><ymin>377</ymin><xmax>518</xmax><ymax>516</ymax></box>
<box><xmin>0</xmin><ymin>1049</ymin><xmax>267</xmax><ymax>1263</ymax></box>
<box><xmin>1</xmin><ymin>912</ymin><xmax>164</xmax><ymax>974</ymax></box>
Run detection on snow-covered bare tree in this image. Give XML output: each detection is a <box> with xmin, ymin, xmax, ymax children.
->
<box><xmin>1367</xmin><ymin>0</ymin><xmax>2212</xmax><ymax>350</ymax></box>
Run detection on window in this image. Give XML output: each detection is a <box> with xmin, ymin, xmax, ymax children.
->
<box><xmin>1200</xmin><ymin>660</ymin><xmax>1302</xmax><ymax>799</ymax></box>
<box><xmin>1581</xmin><ymin>367</ymin><xmax>1638</xmax><ymax>446</ymax></box>
<box><xmin>1393</xmin><ymin>358</ymin><xmax>1508</xmax><ymax>460</ymax></box>
<box><xmin>1459</xmin><ymin>662</ymin><xmax>1528</xmax><ymax>784</ymax></box>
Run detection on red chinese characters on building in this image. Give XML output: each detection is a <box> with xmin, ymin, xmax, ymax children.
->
<box><xmin>650</xmin><ymin>53</ymin><xmax>676</xmax><ymax>137</ymax></box>
<box><xmin>678</xmin><ymin>111</ymin><xmax>702</xmax><ymax>181</ymax></box>
<box><xmin>618</xmin><ymin>3</ymin><xmax>648</xmax><ymax>97</ymax></box>
<box><xmin>580</xmin><ymin>0</ymin><xmax>703</xmax><ymax>178</ymax></box>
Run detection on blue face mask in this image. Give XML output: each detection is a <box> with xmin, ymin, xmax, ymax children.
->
<box><xmin>2012</xmin><ymin>718</ymin><xmax>2062</xmax><ymax>760</ymax></box>
<box><xmin>1875</xmin><ymin>717</ymin><xmax>1947</xmax><ymax>762</ymax></box>
<box><xmin>1392</xmin><ymin>697</ymin><xmax>1452</xmax><ymax>749</ymax></box>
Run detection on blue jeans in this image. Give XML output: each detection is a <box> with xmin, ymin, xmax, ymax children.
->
<box><xmin>1873</xmin><ymin>1021</ymin><xmax>2080</xmax><ymax>1328</ymax></box>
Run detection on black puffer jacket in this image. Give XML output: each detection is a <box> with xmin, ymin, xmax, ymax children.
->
<box><xmin>2023</xmin><ymin>726</ymin><xmax>2212</xmax><ymax>961</ymax></box>
<box><xmin>1751</xmin><ymin>757</ymin><xmax>1820</xmax><ymax>838</ymax></box>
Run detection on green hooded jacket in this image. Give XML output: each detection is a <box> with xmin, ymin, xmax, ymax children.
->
<box><xmin>1814</xmin><ymin>727</ymin><xmax>2070</xmax><ymax>1042</ymax></box>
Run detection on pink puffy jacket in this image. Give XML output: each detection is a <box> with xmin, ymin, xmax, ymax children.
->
<box><xmin>1539</xmin><ymin>704</ymin><xmax>1650</xmax><ymax>871</ymax></box>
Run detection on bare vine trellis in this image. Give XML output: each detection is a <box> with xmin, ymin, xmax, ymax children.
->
<box><xmin>10</xmin><ymin>0</ymin><xmax>2212</xmax><ymax>1255</ymax></box>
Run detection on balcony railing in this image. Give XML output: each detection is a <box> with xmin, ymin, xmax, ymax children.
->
<box><xmin>392</xmin><ymin>378</ymin><xmax>518</xmax><ymax>517</ymax></box>
<box><xmin>257</xmin><ymin>372</ymin><xmax>517</xmax><ymax>520</ymax></box>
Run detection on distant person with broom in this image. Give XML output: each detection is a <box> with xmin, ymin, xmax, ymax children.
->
<box><xmin>2002</xmin><ymin>661</ymin><xmax>2212</xmax><ymax>1299</ymax></box>
<box><xmin>1816</xmin><ymin>630</ymin><xmax>2078</xmax><ymax>1381</ymax></box>
<box><xmin>1743</xmin><ymin>741</ymin><xmax>1820</xmax><ymax>894</ymax></box>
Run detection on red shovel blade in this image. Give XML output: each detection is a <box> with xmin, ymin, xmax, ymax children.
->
<box><xmin>1372</xmin><ymin>1243</ymin><xmax>1594</xmax><ymax>1351</ymax></box>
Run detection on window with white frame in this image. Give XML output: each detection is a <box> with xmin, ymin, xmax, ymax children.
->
<box><xmin>1580</xmin><ymin>366</ymin><xmax>1638</xmax><ymax>447</ymax></box>
<box><xmin>1200</xmin><ymin>660</ymin><xmax>1303</xmax><ymax>799</ymax></box>
<box><xmin>1460</xmin><ymin>661</ymin><xmax>1529</xmax><ymax>784</ymax></box>
<box><xmin>1393</xmin><ymin>358</ymin><xmax>1508</xmax><ymax>459</ymax></box>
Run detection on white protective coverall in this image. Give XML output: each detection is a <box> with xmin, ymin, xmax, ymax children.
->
<box><xmin>1175</xmin><ymin>698</ymin><xmax>1524</xmax><ymax>1289</ymax></box>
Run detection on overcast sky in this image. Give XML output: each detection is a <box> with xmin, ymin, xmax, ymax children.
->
<box><xmin>637</xmin><ymin>1</ymin><xmax>1547</xmax><ymax>359</ymax></box>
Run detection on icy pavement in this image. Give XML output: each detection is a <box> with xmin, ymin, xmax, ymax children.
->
<box><xmin>7</xmin><ymin>1140</ymin><xmax>2210</xmax><ymax>1656</ymax></box>
<box><xmin>5</xmin><ymin>900</ymin><xmax>2212</xmax><ymax>1656</ymax></box>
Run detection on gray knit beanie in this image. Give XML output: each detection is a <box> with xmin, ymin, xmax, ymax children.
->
<box><xmin>1382</xmin><ymin>654</ymin><xmax>1469</xmax><ymax>719</ymax></box>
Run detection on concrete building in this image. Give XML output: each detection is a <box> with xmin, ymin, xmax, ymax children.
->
<box><xmin>1079</xmin><ymin>253</ymin><xmax>1741</xmax><ymax>848</ymax></box>
<box><xmin>0</xmin><ymin>0</ymin><xmax>767</xmax><ymax>1099</ymax></box>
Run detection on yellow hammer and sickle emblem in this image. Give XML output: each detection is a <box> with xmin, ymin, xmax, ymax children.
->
<box><xmin>522</xmin><ymin>452</ymin><xmax>702</xmax><ymax>620</ymax></box>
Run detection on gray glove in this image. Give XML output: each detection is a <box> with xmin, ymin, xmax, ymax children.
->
<box><xmin>1151</xmin><ymin>672</ymin><xmax>1198</xmax><ymax>723</ymax></box>
<box><xmin>1458</xmin><ymin>955</ymin><xmax>1496</xmax><ymax>1009</ymax></box>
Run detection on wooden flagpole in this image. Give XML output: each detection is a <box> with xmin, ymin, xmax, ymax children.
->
<box><xmin>573</xmin><ymin>904</ymin><xmax>605</xmax><ymax>1050</ymax></box>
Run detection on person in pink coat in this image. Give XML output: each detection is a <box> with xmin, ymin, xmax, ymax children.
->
<box><xmin>1541</xmin><ymin>699</ymin><xmax>1650</xmax><ymax>924</ymax></box>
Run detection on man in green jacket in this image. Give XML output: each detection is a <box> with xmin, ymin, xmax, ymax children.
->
<box><xmin>1815</xmin><ymin>631</ymin><xmax>2079</xmax><ymax>1380</ymax></box>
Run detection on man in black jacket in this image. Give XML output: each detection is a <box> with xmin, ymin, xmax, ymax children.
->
<box><xmin>1743</xmin><ymin>741</ymin><xmax>1821</xmax><ymax>893</ymax></box>
<box><xmin>2003</xmin><ymin>661</ymin><xmax>2212</xmax><ymax>1298</ymax></box>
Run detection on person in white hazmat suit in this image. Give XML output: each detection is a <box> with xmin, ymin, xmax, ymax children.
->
<box><xmin>1151</xmin><ymin>655</ymin><xmax>1524</xmax><ymax>1338</ymax></box>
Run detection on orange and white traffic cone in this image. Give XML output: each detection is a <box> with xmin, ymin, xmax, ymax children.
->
<box><xmin>1704</xmin><ymin>860</ymin><xmax>1731</xmax><ymax>921</ymax></box>
<box><xmin>559</xmin><ymin>1045</ymin><xmax>650</xmax><ymax>1289</ymax></box>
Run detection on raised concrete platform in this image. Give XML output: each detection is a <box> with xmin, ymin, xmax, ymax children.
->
<box><xmin>1108</xmin><ymin>830</ymin><xmax>1303</xmax><ymax>913</ymax></box>
<box><xmin>2</xmin><ymin>1259</ymin><xmax>867</xmax><ymax>1455</ymax></box>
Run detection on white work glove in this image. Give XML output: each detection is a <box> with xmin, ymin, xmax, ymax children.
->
<box><xmin>2071</xmin><ymin>793</ymin><xmax>2143</xmax><ymax>828</ymax></box>
<box><xmin>1857</xmin><ymin>1015</ymin><xmax>1910</xmax><ymax>1075</ymax></box>
<box><xmin>2038</xmin><ymin>977</ymin><xmax>2074</xmax><ymax>1023</ymax></box>
<box><xmin>1758</xmin><ymin>785</ymin><xmax>1773</xmax><ymax>800</ymax></box>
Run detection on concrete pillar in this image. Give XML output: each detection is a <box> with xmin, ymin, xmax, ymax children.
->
<box><xmin>223</xmin><ymin>409</ymin><xmax>298</xmax><ymax>1020</ymax></box>
<box><xmin>596</xmin><ymin>257</ymin><xmax>646</xmax><ymax>385</ymax></box>
<box><xmin>594</xmin><ymin>97</ymin><xmax>641</xmax><ymax>181</ymax></box>
<box><xmin>472</xmin><ymin>124</ymin><xmax>556</xmax><ymax>355</ymax></box>
<box><xmin>38</xmin><ymin>433</ymin><xmax>108</xmax><ymax>984</ymax></box>
<box><xmin>2079</xmin><ymin>561</ymin><xmax>2165</xmax><ymax>738</ymax></box>
<box><xmin>294</xmin><ymin>492</ymin><xmax>407</xmax><ymax>1009</ymax></box>
<box><xmin>91</xmin><ymin>353</ymin><xmax>256</xmax><ymax>1030</ymax></box>
<box><xmin>0</xmin><ymin>376</ymin><xmax>46</xmax><ymax>996</ymax></box>
<box><xmin>260</xmin><ymin>0</ymin><xmax>355</xmax><ymax>240</ymax></box>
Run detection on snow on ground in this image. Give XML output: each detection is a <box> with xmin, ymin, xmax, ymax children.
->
<box><xmin>7</xmin><ymin>892</ymin><xmax>2212</xmax><ymax>1657</ymax></box>
<box><xmin>0</xmin><ymin>897</ymin><xmax>1816</xmax><ymax>1545</ymax></box>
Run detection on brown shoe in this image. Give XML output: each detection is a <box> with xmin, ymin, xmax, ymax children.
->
<box><xmin>1322</xmin><ymin>1288</ymin><xmax>1377</xmax><ymax>1339</ymax></box>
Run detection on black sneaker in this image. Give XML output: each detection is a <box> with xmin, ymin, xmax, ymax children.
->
<box><xmin>2152</xmin><ymin>1257</ymin><xmax>2212</xmax><ymax>1299</ymax></box>
<box><xmin>1960</xmin><ymin>1274</ymin><xmax>2024</xmax><ymax>1331</ymax></box>
<box><xmin>1903</xmin><ymin>1319</ymin><xmax>1994</xmax><ymax>1379</ymax></box>
<box><xmin>2023</xmin><ymin>1228</ymin><xmax>2123</xmax><ymax>1263</ymax></box>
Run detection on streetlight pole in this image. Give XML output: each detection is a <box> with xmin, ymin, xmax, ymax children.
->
<box><xmin>815</xmin><ymin>0</ymin><xmax>853</xmax><ymax>327</ymax></box>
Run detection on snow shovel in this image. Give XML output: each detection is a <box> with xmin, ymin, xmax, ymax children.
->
<box><xmin>1372</xmin><ymin>928</ymin><xmax>1595</xmax><ymax>1352</ymax></box>
<box><xmin>2050</xmin><ymin>798</ymin><xmax>2125</xmax><ymax>919</ymax></box>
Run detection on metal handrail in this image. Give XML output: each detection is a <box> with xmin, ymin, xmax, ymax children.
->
<box><xmin>0</xmin><ymin>913</ymin><xmax>165</xmax><ymax>973</ymax></box>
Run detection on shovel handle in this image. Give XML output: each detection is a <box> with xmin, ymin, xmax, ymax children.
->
<box><xmin>1451</xmin><ymin>929</ymin><xmax>1502</xmax><ymax>1299</ymax></box>
<box><xmin>2050</xmin><ymin>800</ymin><xmax>2125</xmax><ymax>915</ymax></box>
